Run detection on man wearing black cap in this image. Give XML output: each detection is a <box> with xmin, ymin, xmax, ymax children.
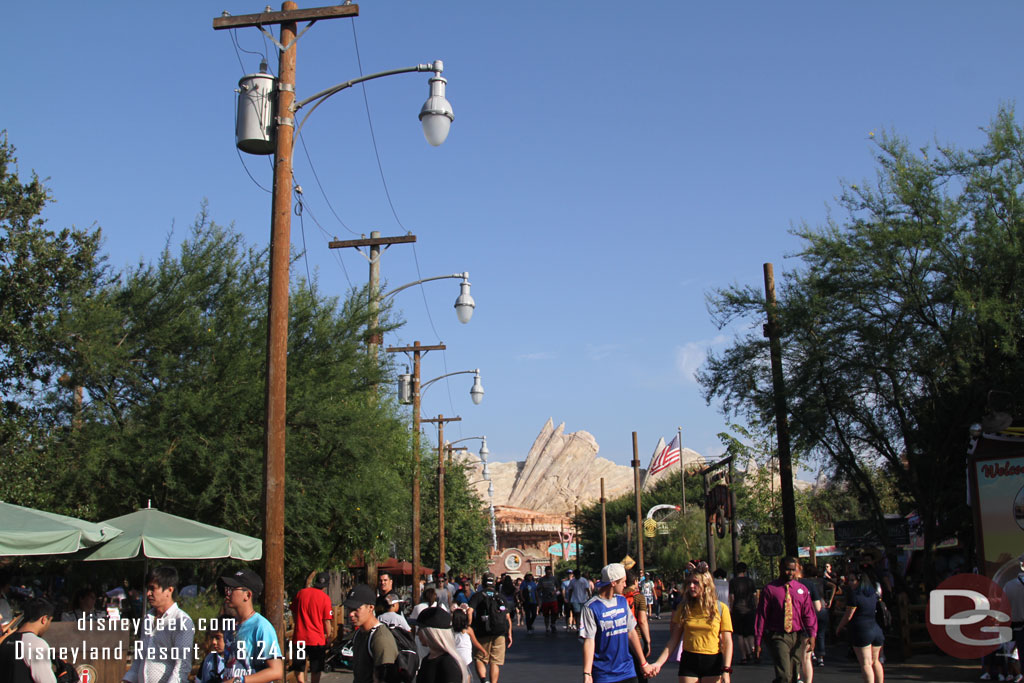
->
<box><xmin>468</xmin><ymin>572</ymin><xmax>512</xmax><ymax>683</ymax></box>
<box><xmin>345</xmin><ymin>584</ymin><xmax>398</xmax><ymax>683</ymax></box>
<box><xmin>290</xmin><ymin>572</ymin><xmax>334</xmax><ymax>683</ymax></box>
<box><xmin>219</xmin><ymin>569</ymin><xmax>284</xmax><ymax>683</ymax></box>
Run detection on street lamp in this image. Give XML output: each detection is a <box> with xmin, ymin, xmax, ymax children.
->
<box><xmin>384</xmin><ymin>272</ymin><xmax>475</xmax><ymax>325</ymax></box>
<box><xmin>416</xmin><ymin>369</ymin><xmax>484</xmax><ymax>404</ymax></box>
<box><xmin>387</xmin><ymin>347</ymin><xmax>484</xmax><ymax>601</ymax></box>
<box><xmin>215</xmin><ymin>2</ymin><xmax>453</xmax><ymax>640</ymax></box>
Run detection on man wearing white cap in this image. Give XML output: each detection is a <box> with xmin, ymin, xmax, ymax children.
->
<box><xmin>580</xmin><ymin>563</ymin><xmax>657</xmax><ymax>683</ymax></box>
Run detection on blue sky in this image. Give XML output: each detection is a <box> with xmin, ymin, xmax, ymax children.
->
<box><xmin>4</xmin><ymin>2</ymin><xmax>1022</xmax><ymax>470</ymax></box>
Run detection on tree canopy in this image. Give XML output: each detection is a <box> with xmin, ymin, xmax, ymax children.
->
<box><xmin>699</xmin><ymin>107</ymin><xmax>1024</xmax><ymax>576</ymax></box>
<box><xmin>0</xmin><ymin>134</ymin><xmax>491</xmax><ymax>585</ymax></box>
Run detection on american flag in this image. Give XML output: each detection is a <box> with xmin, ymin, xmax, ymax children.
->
<box><xmin>649</xmin><ymin>434</ymin><xmax>681</xmax><ymax>474</ymax></box>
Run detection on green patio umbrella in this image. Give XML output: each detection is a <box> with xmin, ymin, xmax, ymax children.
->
<box><xmin>0</xmin><ymin>501</ymin><xmax>123</xmax><ymax>556</ymax></box>
<box><xmin>78</xmin><ymin>505</ymin><xmax>262</xmax><ymax>561</ymax></box>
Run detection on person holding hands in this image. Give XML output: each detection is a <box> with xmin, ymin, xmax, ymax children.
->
<box><xmin>650</xmin><ymin>564</ymin><xmax>733</xmax><ymax>683</ymax></box>
<box><xmin>581</xmin><ymin>563</ymin><xmax>658</xmax><ymax>683</ymax></box>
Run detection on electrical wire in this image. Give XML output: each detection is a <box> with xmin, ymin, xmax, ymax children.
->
<box><xmin>349</xmin><ymin>21</ymin><xmax>461</xmax><ymax>428</ymax></box>
<box><xmin>289</xmin><ymin>182</ymin><xmax>354</xmax><ymax>289</ymax></box>
<box><xmin>294</xmin><ymin>190</ymin><xmax>316</xmax><ymax>302</ymax></box>
<box><xmin>296</xmin><ymin>131</ymin><xmax>360</xmax><ymax>236</ymax></box>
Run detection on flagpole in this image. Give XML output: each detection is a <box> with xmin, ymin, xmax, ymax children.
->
<box><xmin>678</xmin><ymin>426</ymin><xmax>685</xmax><ymax>511</ymax></box>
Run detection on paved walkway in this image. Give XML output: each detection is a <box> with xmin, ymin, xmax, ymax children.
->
<box><xmin>318</xmin><ymin>614</ymin><xmax>980</xmax><ymax>683</ymax></box>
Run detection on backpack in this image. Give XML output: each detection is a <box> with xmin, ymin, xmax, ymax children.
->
<box><xmin>473</xmin><ymin>592</ymin><xmax>508</xmax><ymax>637</ymax></box>
<box><xmin>369</xmin><ymin>623</ymin><xmax>419</xmax><ymax>683</ymax></box>
<box><xmin>875</xmin><ymin>597</ymin><xmax>893</xmax><ymax>633</ymax></box>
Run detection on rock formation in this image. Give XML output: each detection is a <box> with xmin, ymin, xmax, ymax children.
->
<box><xmin>457</xmin><ymin>419</ymin><xmax>706</xmax><ymax>516</ymax></box>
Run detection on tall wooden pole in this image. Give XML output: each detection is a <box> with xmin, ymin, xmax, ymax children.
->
<box><xmin>262</xmin><ymin>2</ymin><xmax>298</xmax><ymax>647</ymax></box>
<box><xmin>600</xmin><ymin>478</ymin><xmax>608</xmax><ymax>566</ymax></box>
<box><xmin>730</xmin><ymin>459</ymin><xmax>740</xmax><ymax>574</ymax></box>
<box><xmin>423</xmin><ymin>414</ymin><xmax>461</xmax><ymax>580</ymax></box>
<box><xmin>632</xmin><ymin>432</ymin><xmax>645</xmax><ymax>575</ymax></box>
<box><xmin>763</xmin><ymin>262</ymin><xmax>799</xmax><ymax>558</ymax></box>
<box><xmin>703</xmin><ymin>470</ymin><xmax>716</xmax><ymax>571</ymax></box>
<box><xmin>387</xmin><ymin>342</ymin><xmax>446</xmax><ymax>604</ymax></box>
<box><xmin>575</xmin><ymin>504</ymin><xmax>581</xmax><ymax>575</ymax></box>
<box><xmin>438</xmin><ymin>420</ymin><xmax>446</xmax><ymax>578</ymax></box>
<box><xmin>412</xmin><ymin>346</ymin><xmax>423</xmax><ymax>600</ymax></box>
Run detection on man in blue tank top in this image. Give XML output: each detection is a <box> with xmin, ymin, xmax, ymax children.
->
<box><xmin>580</xmin><ymin>563</ymin><xmax>657</xmax><ymax>683</ymax></box>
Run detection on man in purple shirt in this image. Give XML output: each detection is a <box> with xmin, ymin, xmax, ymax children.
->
<box><xmin>754</xmin><ymin>557</ymin><xmax>817</xmax><ymax>683</ymax></box>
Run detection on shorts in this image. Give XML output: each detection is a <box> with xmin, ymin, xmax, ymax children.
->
<box><xmin>571</xmin><ymin>601</ymin><xmax>585</xmax><ymax>614</ymax></box>
<box><xmin>848</xmin><ymin>620</ymin><xmax>885</xmax><ymax>648</ymax></box>
<box><xmin>473</xmin><ymin>635</ymin><xmax>506</xmax><ymax>666</ymax></box>
<box><xmin>678</xmin><ymin>650</ymin><xmax>723</xmax><ymax>679</ymax></box>
<box><xmin>288</xmin><ymin>644</ymin><xmax>326</xmax><ymax>673</ymax></box>
<box><xmin>541</xmin><ymin>601</ymin><xmax>559</xmax><ymax>616</ymax></box>
<box><xmin>733</xmin><ymin>611</ymin><xmax>755</xmax><ymax>637</ymax></box>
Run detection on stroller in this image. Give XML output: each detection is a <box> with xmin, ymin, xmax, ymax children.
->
<box><xmin>322</xmin><ymin>634</ymin><xmax>356</xmax><ymax>673</ymax></box>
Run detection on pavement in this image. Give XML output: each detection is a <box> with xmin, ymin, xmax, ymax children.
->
<box><xmin>317</xmin><ymin>613</ymin><xmax>980</xmax><ymax>683</ymax></box>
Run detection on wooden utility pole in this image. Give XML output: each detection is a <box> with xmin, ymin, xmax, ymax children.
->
<box><xmin>212</xmin><ymin>2</ymin><xmax>360</xmax><ymax>651</ymax></box>
<box><xmin>763</xmin><ymin>262</ymin><xmax>799</xmax><ymax>558</ymax></box>
<box><xmin>730</xmin><ymin>458</ymin><xmax>740</xmax><ymax>575</ymax></box>
<box><xmin>329</xmin><ymin>231</ymin><xmax>416</xmax><ymax>358</ymax></box>
<box><xmin>632</xmin><ymin>432</ymin><xmax>645</xmax><ymax>575</ymax></box>
<box><xmin>424</xmin><ymin>414</ymin><xmax>461</xmax><ymax>578</ymax></box>
<box><xmin>600</xmin><ymin>478</ymin><xmax>608</xmax><ymax>566</ymax></box>
<box><xmin>703</xmin><ymin>470</ymin><xmax>715</xmax><ymax>572</ymax></box>
<box><xmin>574</xmin><ymin>504</ymin><xmax>581</xmax><ymax>575</ymax></box>
<box><xmin>387</xmin><ymin>342</ymin><xmax>445</xmax><ymax>603</ymax></box>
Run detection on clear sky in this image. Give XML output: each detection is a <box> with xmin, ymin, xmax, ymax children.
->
<box><xmin>4</xmin><ymin>2</ymin><xmax>1022</xmax><ymax>470</ymax></box>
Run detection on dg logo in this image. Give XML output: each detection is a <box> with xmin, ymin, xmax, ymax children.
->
<box><xmin>926</xmin><ymin>573</ymin><xmax>1013</xmax><ymax>658</ymax></box>
<box><xmin>75</xmin><ymin>664</ymin><xmax>98</xmax><ymax>683</ymax></box>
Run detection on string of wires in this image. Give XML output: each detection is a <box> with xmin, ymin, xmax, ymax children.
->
<box><xmin>349</xmin><ymin>21</ymin><xmax>461</xmax><ymax>428</ymax></box>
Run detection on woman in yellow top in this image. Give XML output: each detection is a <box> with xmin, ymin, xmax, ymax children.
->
<box><xmin>650</xmin><ymin>568</ymin><xmax>733</xmax><ymax>683</ymax></box>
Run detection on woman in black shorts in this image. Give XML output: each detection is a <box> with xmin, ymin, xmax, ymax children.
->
<box><xmin>650</xmin><ymin>566</ymin><xmax>733</xmax><ymax>683</ymax></box>
<box><xmin>835</xmin><ymin>568</ymin><xmax>885</xmax><ymax>683</ymax></box>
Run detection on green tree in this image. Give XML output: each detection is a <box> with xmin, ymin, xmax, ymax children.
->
<box><xmin>419</xmin><ymin>458</ymin><xmax>493</xmax><ymax>575</ymax></box>
<box><xmin>0</xmin><ymin>132</ymin><xmax>105</xmax><ymax>509</ymax></box>
<box><xmin>699</xmin><ymin>107</ymin><xmax>1024</xmax><ymax>585</ymax></box>
<box><xmin>55</xmin><ymin>209</ymin><xmax>413</xmax><ymax>584</ymax></box>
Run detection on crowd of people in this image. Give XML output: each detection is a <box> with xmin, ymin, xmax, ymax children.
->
<box><xmin>0</xmin><ymin>552</ymin><xmax>909</xmax><ymax>683</ymax></box>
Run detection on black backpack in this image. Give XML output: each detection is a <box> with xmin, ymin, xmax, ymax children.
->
<box><xmin>474</xmin><ymin>591</ymin><xmax>508</xmax><ymax>637</ymax></box>
<box><xmin>369</xmin><ymin>623</ymin><xmax>419</xmax><ymax>683</ymax></box>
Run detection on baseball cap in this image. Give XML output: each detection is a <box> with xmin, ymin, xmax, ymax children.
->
<box><xmin>343</xmin><ymin>584</ymin><xmax>377</xmax><ymax>609</ymax></box>
<box><xmin>481</xmin><ymin>572</ymin><xmax>496</xmax><ymax>588</ymax></box>
<box><xmin>596</xmin><ymin>563</ymin><xmax>626</xmax><ymax>589</ymax></box>
<box><xmin>566</xmin><ymin>569</ymin><xmax>574</xmax><ymax>575</ymax></box>
<box><xmin>417</xmin><ymin>606</ymin><xmax>452</xmax><ymax>629</ymax></box>
<box><xmin>219</xmin><ymin>569</ymin><xmax>263</xmax><ymax>598</ymax></box>
<box><xmin>313</xmin><ymin>572</ymin><xmax>330</xmax><ymax>588</ymax></box>
<box><xmin>384</xmin><ymin>591</ymin><xmax>403</xmax><ymax>605</ymax></box>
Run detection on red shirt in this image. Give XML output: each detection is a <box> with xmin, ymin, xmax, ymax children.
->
<box><xmin>291</xmin><ymin>587</ymin><xmax>334</xmax><ymax>646</ymax></box>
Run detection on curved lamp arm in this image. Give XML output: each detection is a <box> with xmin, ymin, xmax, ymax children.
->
<box><xmin>384</xmin><ymin>273</ymin><xmax>475</xmax><ymax>324</ymax></box>
<box><xmin>449</xmin><ymin>435</ymin><xmax>488</xmax><ymax>460</ymax></box>
<box><xmin>422</xmin><ymin>369</ymin><xmax>484</xmax><ymax>404</ymax></box>
<box><xmin>293</xmin><ymin>60</ymin><xmax>453</xmax><ymax>145</ymax></box>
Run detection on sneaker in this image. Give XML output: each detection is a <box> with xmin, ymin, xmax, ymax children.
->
<box><xmin>818</xmin><ymin>658</ymin><xmax>825</xmax><ymax>667</ymax></box>
<box><xmin>981</xmin><ymin>674</ymin><xmax>992</xmax><ymax>681</ymax></box>
<box><xmin>1012</xmin><ymin>675</ymin><xmax>1022</xmax><ymax>683</ymax></box>
<box><xmin>998</xmin><ymin>675</ymin><xmax>1007</xmax><ymax>681</ymax></box>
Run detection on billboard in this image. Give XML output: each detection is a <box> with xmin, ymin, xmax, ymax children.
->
<box><xmin>969</xmin><ymin>431</ymin><xmax>1024</xmax><ymax>584</ymax></box>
